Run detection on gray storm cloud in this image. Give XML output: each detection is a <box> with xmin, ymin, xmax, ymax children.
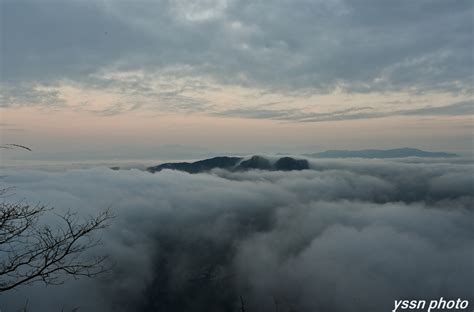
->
<box><xmin>0</xmin><ymin>158</ymin><xmax>473</xmax><ymax>311</ymax></box>
<box><xmin>1</xmin><ymin>0</ymin><xmax>472</xmax><ymax>102</ymax></box>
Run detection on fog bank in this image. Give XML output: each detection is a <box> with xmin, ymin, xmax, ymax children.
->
<box><xmin>0</xmin><ymin>158</ymin><xmax>473</xmax><ymax>311</ymax></box>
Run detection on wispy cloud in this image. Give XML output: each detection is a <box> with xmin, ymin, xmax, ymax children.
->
<box><xmin>0</xmin><ymin>83</ymin><xmax>65</xmax><ymax>108</ymax></box>
<box><xmin>216</xmin><ymin>100</ymin><xmax>474</xmax><ymax>122</ymax></box>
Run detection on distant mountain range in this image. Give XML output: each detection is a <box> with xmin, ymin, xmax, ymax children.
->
<box><xmin>307</xmin><ymin>148</ymin><xmax>457</xmax><ymax>159</ymax></box>
<box><xmin>147</xmin><ymin>155</ymin><xmax>310</xmax><ymax>173</ymax></box>
<box><xmin>144</xmin><ymin>148</ymin><xmax>457</xmax><ymax>174</ymax></box>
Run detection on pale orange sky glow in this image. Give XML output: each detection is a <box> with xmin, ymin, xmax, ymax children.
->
<box><xmin>2</xmin><ymin>103</ymin><xmax>472</xmax><ymax>161</ymax></box>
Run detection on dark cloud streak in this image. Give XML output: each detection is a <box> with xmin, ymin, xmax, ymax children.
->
<box><xmin>216</xmin><ymin>100</ymin><xmax>474</xmax><ymax>122</ymax></box>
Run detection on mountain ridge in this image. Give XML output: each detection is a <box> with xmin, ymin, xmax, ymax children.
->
<box><xmin>147</xmin><ymin>155</ymin><xmax>310</xmax><ymax>173</ymax></box>
<box><xmin>307</xmin><ymin>148</ymin><xmax>457</xmax><ymax>159</ymax></box>
<box><xmin>145</xmin><ymin>148</ymin><xmax>457</xmax><ymax>173</ymax></box>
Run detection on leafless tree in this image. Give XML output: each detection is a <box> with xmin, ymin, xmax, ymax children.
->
<box><xmin>0</xmin><ymin>189</ymin><xmax>112</xmax><ymax>292</ymax></box>
<box><xmin>0</xmin><ymin>143</ymin><xmax>112</xmax><ymax>292</ymax></box>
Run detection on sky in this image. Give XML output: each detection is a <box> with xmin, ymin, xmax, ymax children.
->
<box><xmin>1</xmin><ymin>0</ymin><xmax>473</xmax><ymax>161</ymax></box>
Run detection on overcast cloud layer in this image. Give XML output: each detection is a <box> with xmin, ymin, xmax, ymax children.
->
<box><xmin>3</xmin><ymin>0</ymin><xmax>472</xmax><ymax>91</ymax></box>
<box><xmin>1</xmin><ymin>0</ymin><xmax>473</xmax><ymax>119</ymax></box>
<box><xmin>0</xmin><ymin>158</ymin><xmax>473</xmax><ymax>311</ymax></box>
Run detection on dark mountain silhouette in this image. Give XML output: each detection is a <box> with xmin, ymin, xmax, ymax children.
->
<box><xmin>275</xmin><ymin>157</ymin><xmax>310</xmax><ymax>171</ymax></box>
<box><xmin>236</xmin><ymin>155</ymin><xmax>272</xmax><ymax>170</ymax></box>
<box><xmin>147</xmin><ymin>156</ymin><xmax>242</xmax><ymax>173</ymax></box>
<box><xmin>147</xmin><ymin>155</ymin><xmax>309</xmax><ymax>173</ymax></box>
<box><xmin>307</xmin><ymin>148</ymin><xmax>457</xmax><ymax>159</ymax></box>
<box><xmin>145</xmin><ymin>148</ymin><xmax>454</xmax><ymax>173</ymax></box>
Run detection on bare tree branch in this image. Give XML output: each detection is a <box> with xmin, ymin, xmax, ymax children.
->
<box><xmin>0</xmin><ymin>190</ymin><xmax>112</xmax><ymax>292</ymax></box>
<box><xmin>0</xmin><ymin>144</ymin><xmax>32</xmax><ymax>151</ymax></box>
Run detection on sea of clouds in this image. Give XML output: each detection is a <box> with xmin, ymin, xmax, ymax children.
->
<box><xmin>0</xmin><ymin>157</ymin><xmax>473</xmax><ymax>311</ymax></box>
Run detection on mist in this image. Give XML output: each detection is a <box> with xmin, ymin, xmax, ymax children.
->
<box><xmin>0</xmin><ymin>157</ymin><xmax>473</xmax><ymax>311</ymax></box>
